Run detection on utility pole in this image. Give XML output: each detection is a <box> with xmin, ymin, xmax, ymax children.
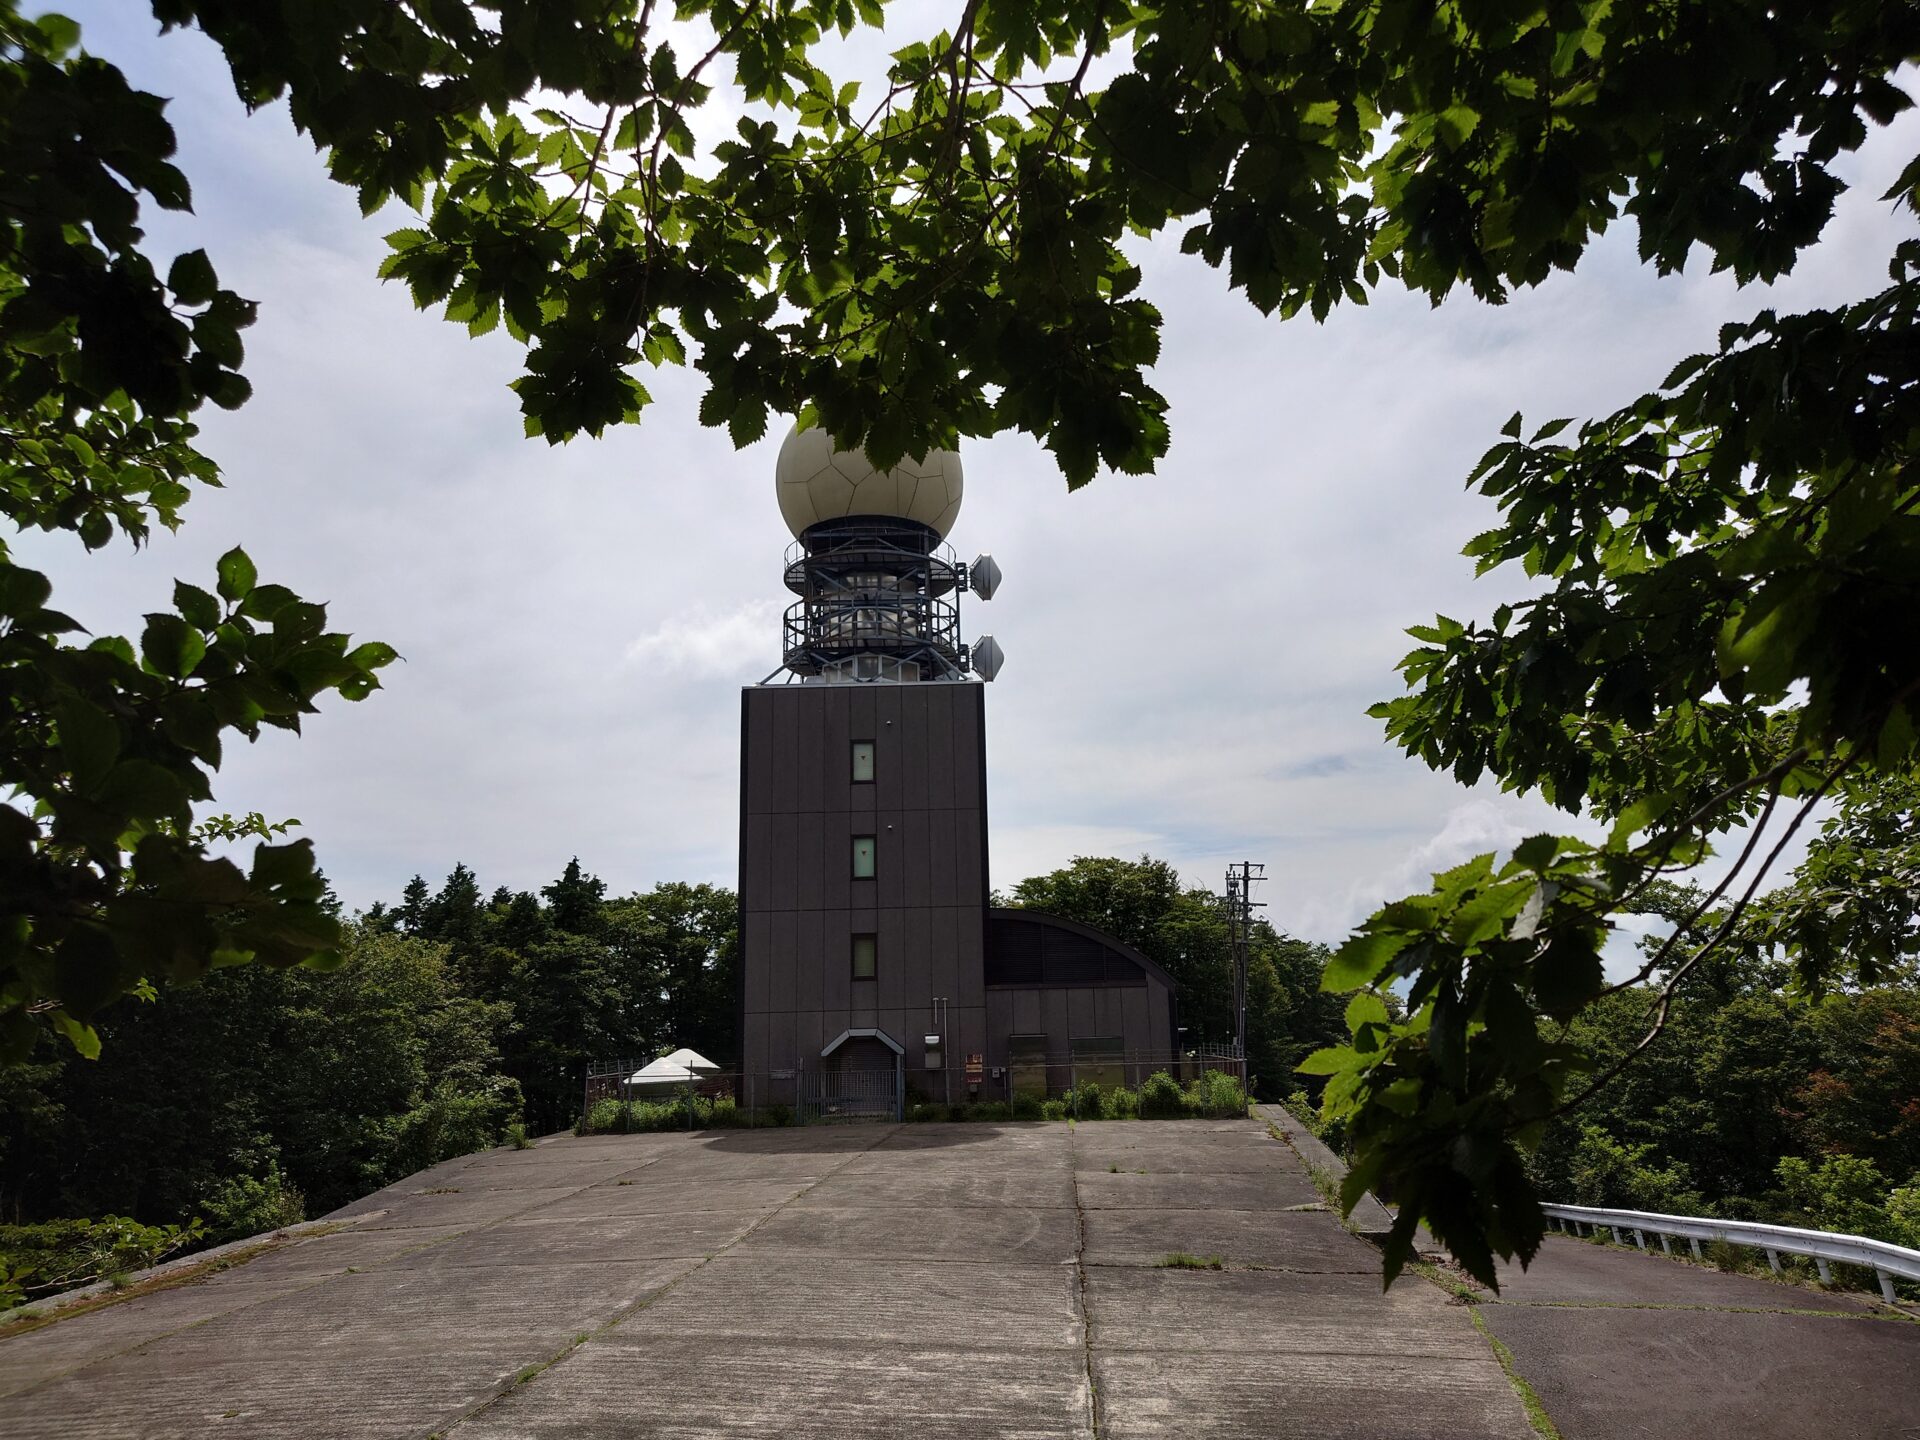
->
<box><xmin>1223</xmin><ymin>861</ymin><xmax>1266</xmax><ymax>1062</ymax></box>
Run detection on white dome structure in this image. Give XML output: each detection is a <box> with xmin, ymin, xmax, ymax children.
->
<box><xmin>775</xmin><ymin>422</ymin><xmax>963</xmax><ymax>540</ymax></box>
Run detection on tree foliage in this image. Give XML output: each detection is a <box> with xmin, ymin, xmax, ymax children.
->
<box><xmin>1</xmin><ymin>6</ymin><xmax>395</xmax><ymax>1059</ymax></box>
<box><xmin>384</xmin><ymin>860</ymin><xmax>739</xmax><ymax>1133</ymax></box>
<box><xmin>0</xmin><ymin>923</ymin><xmax>519</xmax><ymax>1231</ymax></box>
<box><xmin>7</xmin><ymin>0</ymin><xmax>1920</xmax><ymax>1289</ymax></box>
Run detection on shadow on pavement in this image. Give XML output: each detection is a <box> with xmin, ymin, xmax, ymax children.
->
<box><xmin>697</xmin><ymin>1122</ymin><xmax>1011</xmax><ymax>1154</ymax></box>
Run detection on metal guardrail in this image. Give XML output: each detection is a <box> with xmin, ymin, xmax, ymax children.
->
<box><xmin>1543</xmin><ymin>1202</ymin><xmax>1920</xmax><ymax>1304</ymax></box>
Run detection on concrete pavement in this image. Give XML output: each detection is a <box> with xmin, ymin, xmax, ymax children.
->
<box><xmin>1</xmin><ymin>1118</ymin><xmax>1532</xmax><ymax>1440</ymax></box>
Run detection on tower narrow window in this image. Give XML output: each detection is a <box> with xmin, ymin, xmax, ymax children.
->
<box><xmin>851</xmin><ymin>934</ymin><xmax>877</xmax><ymax>980</ymax></box>
<box><xmin>852</xmin><ymin>835</ymin><xmax>876</xmax><ymax>878</ymax></box>
<box><xmin>851</xmin><ymin>740</ymin><xmax>875</xmax><ymax>783</ymax></box>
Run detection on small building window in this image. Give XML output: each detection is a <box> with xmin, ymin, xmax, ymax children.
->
<box><xmin>852</xmin><ymin>740</ymin><xmax>875</xmax><ymax>783</ymax></box>
<box><xmin>852</xmin><ymin>934</ymin><xmax>877</xmax><ymax>980</ymax></box>
<box><xmin>852</xmin><ymin>835</ymin><xmax>876</xmax><ymax>878</ymax></box>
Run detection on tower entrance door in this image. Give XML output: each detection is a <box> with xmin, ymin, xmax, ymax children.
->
<box><xmin>804</xmin><ymin>1028</ymin><xmax>906</xmax><ymax>1122</ymax></box>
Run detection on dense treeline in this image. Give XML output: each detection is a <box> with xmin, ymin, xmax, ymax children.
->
<box><xmin>365</xmin><ymin>860</ymin><xmax>738</xmax><ymax>1135</ymax></box>
<box><xmin>1526</xmin><ymin>972</ymin><xmax>1920</xmax><ymax>1248</ymax></box>
<box><xmin>0</xmin><ymin>859</ymin><xmax>735</xmax><ymax>1251</ymax></box>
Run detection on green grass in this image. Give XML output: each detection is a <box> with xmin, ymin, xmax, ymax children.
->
<box><xmin>1156</xmin><ymin>1252</ymin><xmax>1225</xmax><ymax>1270</ymax></box>
<box><xmin>0</xmin><ymin>1228</ymin><xmax>322</xmax><ymax>1341</ymax></box>
<box><xmin>1409</xmin><ymin>1258</ymin><xmax>1484</xmax><ymax>1305</ymax></box>
<box><xmin>1471</xmin><ymin>1309</ymin><xmax>1560</xmax><ymax>1438</ymax></box>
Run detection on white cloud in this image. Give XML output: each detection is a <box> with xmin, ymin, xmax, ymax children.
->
<box><xmin>1288</xmin><ymin>795</ymin><xmax>1578</xmax><ymax>942</ymax></box>
<box><xmin>1401</xmin><ymin>798</ymin><xmax>1552</xmax><ymax>879</ymax></box>
<box><xmin>625</xmin><ymin>601</ymin><xmax>784</xmax><ymax>677</ymax></box>
<box><xmin>988</xmin><ymin>824</ymin><xmax>1170</xmax><ymax>895</ymax></box>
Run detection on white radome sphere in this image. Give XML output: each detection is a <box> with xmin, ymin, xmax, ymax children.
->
<box><xmin>775</xmin><ymin>422</ymin><xmax>963</xmax><ymax>540</ymax></box>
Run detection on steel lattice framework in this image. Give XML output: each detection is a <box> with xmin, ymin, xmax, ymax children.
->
<box><xmin>775</xmin><ymin>516</ymin><xmax>975</xmax><ymax>682</ymax></box>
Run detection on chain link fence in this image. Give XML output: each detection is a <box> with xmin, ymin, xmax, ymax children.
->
<box><xmin>579</xmin><ymin>1051</ymin><xmax>1248</xmax><ymax>1132</ymax></box>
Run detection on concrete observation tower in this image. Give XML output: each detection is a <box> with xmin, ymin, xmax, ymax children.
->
<box><xmin>737</xmin><ymin>424</ymin><xmax>1177</xmax><ymax>1118</ymax></box>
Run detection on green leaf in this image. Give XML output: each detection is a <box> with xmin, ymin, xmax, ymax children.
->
<box><xmin>48</xmin><ymin>1010</ymin><xmax>102</xmax><ymax>1060</ymax></box>
<box><xmin>54</xmin><ymin>697</ymin><xmax>121</xmax><ymax>793</ymax></box>
<box><xmin>345</xmin><ymin>641</ymin><xmax>400</xmax><ymax>671</ymax></box>
<box><xmin>1446</xmin><ymin>879</ymin><xmax>1530</xmax><ymax>946</ymax></box>
<box><xmin>0</xmin><ymin>566</ymin><xmax>53</xmax><ymax>617</ymax></box>
<box><xmin>1434</xmin><ymin>103</ymin><xmax>1480</xmax><ymax>147</ymax></box>
<box><xmin>1321</xmin><ymin>931</ymin><xmax>1408</xmax><ymax>990</ymax></box>
<box><xmin>93</xmin><ymin>759</ymin><xmax>191</xmax><ymax>825</ymax></box>
<box><xmin>216</xmin><ymin>547</ymin><xmax>257</xmax><ymax>602</ymax></box>
<box><xmin>1608</xmin><ymin>792</ymin><xmax>1674</xmax><ymax>846</ymax></box>
<box><xmin>1510</xmin><ymin>834</ymin><xmax>1562</xmax><ymax>871</ymax></box>
<box><xmin>1296</xmin><ymin>1045</ymin><xmax>1356</xmax><ymax>1076</ymax></box>
<box><xmin>173</xmin><ymin>581</ymin><xmax>221</xmax><ymax>631</ymax></box>
<box><xmin>33</xmin><ymin>12</ymin><xmax>80</xmax><ymax>54</ymax></box>
<box><xmin>250</xmin><ymin>838</ymin><xmax>326</xmax><ymax>899</ymax></box>
<box><xmin>1345</xmin><ymin>991</ymin><xmax>1389</xmax><ymax>1035</ymax></box>
<box><xmin>727</xmin><ymin>399</ymin><xmax>768</xmax><ymax>448</ymax></box>
<box><xmin>240</xmin><ymin>583</ymin><xmax>298</xmax><ymax>622</ymax></box>
<box><xmin>140</xmin><ymin>613</ymin><xmax>207</xmax><ymax>678</ymax></box>
<box><xmin>168</xmin><ymin>249</ymin><xmax>218</xmax><ymax>306</ymax></box>
<box><xmin>1530</xmin><ymin>935</ymin><xmax>1604</xmax><ymax>1023</ymax></box>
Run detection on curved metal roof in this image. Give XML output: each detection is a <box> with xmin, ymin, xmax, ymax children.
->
<box><xmin>985</xmin><ymin>907</ymin><xmax>1179</xmax><ymax>992</ymax></box>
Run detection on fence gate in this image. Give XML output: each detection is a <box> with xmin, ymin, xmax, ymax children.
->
<box><xmin>799</xmin><ymin>1066</ymin><xmax>901</xmax><ymax>1123</ymax></box>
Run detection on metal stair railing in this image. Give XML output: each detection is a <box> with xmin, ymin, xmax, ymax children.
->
<box><xmin>1542</xmin><ymin>1202</ymin><xmax>1920</xmax><ymax>1303</ymax></box>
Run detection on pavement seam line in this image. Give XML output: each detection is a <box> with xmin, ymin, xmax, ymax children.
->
<box><xmin>431</xmin><ymin>1124</ymin><xmax>911</xmax><ymax>1437</ymax></box>
<box><xmin>1070</xmin><ymin>1125</ymin><xmax>1102</xmax><ymax>1440</ymax></box>
<box><xmin>1406</xmin><ymin>1253</ymin><xmax>1558</xmax><ymax>1436</ymax></box>
<box><xmin>1470</xmin><ymin>1308</ymin><xmax>1561</xmax><ymax>1439</ymax></box>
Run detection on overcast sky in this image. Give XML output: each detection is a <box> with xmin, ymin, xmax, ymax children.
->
<box><xmin>29</xmin><ymin>9</ymin><xmax>1919</xmax><ymax>962</ymax></box>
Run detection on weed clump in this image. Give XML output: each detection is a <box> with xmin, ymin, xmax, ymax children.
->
<box><xmin>574</xmin><ymin>1091</ymin><xmax>789</xmax><ymax>1135</ymax></box>
<box><xmin>898</xmin><ymin>1071</ymin><xmax>1246</xmax><ymax>1125</ymax></box>
<box><xmin>1156</xmin><ymin>1252</ymin><xmax>1224</xmax><ymax>1270</ymax></box>
<box><xmin>1139</xmin><ymin>1071</ymin><xmax>1187</xmax><ymax>1119</ymax></box>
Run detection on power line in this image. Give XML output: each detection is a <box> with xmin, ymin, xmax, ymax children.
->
<box><xmin>1223</xmin><ymin>861</ymin><xmax>1266</xmax><ymax>1060</ymax></box>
